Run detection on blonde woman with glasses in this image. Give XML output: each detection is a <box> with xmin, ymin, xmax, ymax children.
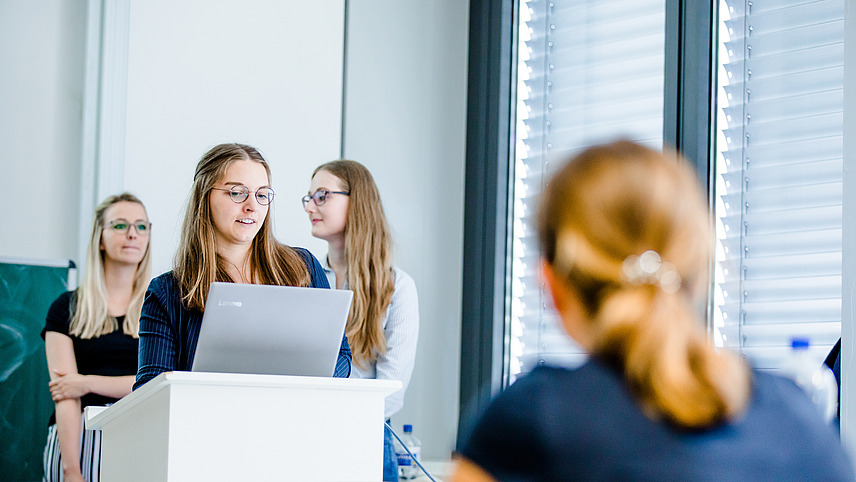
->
<box><xmin>451</xmin><ymin>141</ymin><xmax>853</xmax><ymax>481</ymax></box>
<box><xmin>304</xmin><ymin>160</ymin><xmax>419</xmax><ymax>481</ymax></box>
<box><xmin>135</xmin><ymin>143</ymin><xmax>351</xmax><ymax>389</ymax></box>
<box><xmin>42</xmin><ymin>193</ymin><xmax>152</xmax><ymax>482</ymax></box>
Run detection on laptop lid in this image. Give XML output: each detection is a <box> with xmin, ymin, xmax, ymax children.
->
<box><xmin>192</xmin><ymin>282</ymin><xmax>352</xmax><ymax>377</ymax></box>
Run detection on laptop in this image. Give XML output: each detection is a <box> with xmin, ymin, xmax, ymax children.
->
<box><xmin>191</xmin><ymin>282</ymin><xmax>353</xmax><ymax>377</ymax></box>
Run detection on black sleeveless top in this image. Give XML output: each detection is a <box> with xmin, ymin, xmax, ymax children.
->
<box><xmin>42</xmin><ymin>291</ymin><xmax>138</xmax><ymax>425</ymax></box>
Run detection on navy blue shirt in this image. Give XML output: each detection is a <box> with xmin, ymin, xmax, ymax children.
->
<box><xmin>134</xmin><ymin>247</ymin><xmax>351</xmax><ymax>389</ymax></box>
<box><xmin>461</xmin><ymin>359</ymin><xmax>854</xmax><ymax>481</ymax></box>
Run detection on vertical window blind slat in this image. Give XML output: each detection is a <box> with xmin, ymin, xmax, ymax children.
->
<box><xmin>713</xmin><ymin>0</ymin><xmax>844</xmax><ymax>370</ymax></box>
<box><xmin>507</xmin><ymin>0</ymin><xmax>665</xmax><ymax>383</ymax></box>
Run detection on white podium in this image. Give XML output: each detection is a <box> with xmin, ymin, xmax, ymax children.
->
<box><xmin>85</xmin><ymin>371</ymin><xmax>400</xmax><ymax>481</ymax></box>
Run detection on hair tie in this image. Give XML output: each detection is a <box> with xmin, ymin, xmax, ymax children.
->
<box><xmin>621</xmin><ymin>250</ymin><xmax>681</xmax><ymax>294</ymax></box>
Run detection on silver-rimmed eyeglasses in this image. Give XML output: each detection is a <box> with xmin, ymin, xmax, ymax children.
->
<box><xmin>212</xmin><ymin>185</ymin><xmax>275</xmax><ymax>205</ymax></box>
<box><xmin>301</xmin><ymin>189</ymin><xmax>350</xmax><ymax>208</ymax></box>
<box><xmin>105</xmin><ymin>219</ymin><xmax>151</xmax><ymax>235</ymax></box>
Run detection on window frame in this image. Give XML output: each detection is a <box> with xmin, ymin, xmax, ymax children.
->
<box><xmin>457</xmin><ymin>0</ymin><xmax>517</xmax><ymax>449</ymax></box>
<box><xmin>457</xmin><ymin>0</ymin><xmax>718</xmax><ymax>443</ymax></box>
<box><xmin>459</xmin><ymin>0</ymin><xmax>856</xmax><ymax>452</ymax></box>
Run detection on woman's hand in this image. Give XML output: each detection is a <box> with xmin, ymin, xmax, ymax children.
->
<box><xmin>62</xmin><ymin>469</ymin><xmax>87</xmax><ymax>482</ymax></box>
<box><xmin>449</xmin><ymin>458</ymin><xmax>497</xmax><ymax>482</ymax></box>
<box><xmin>49</xmin><ymin>370</ymin><xmax>89</xmax><ymax>401</ymax></box>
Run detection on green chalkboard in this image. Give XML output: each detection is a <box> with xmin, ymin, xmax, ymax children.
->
<box><xmin>0</xmin><ymin>258</ymin><xmax>75</xmax><ymax>482</ymax></box>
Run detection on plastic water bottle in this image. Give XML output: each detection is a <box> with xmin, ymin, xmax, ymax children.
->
<box><xmin>779</xmin><ymin>337</ymin><xmax>838</xmax><ymax>423</ymax></box>
<box><xmin>394</xmin><ymin>424</ymin><xmax>421</xmax><ymax>480</ymax></box>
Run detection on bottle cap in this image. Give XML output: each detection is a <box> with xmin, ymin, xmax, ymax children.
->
<box><xmin>403</xmin><ymin>424</ymin><xmax>413</xmax><ymax>432</ymax></box>
<box><xmin>791</xmin><ymin>337</ymin><xmax>810</xmax><ymax>349</ymax></box>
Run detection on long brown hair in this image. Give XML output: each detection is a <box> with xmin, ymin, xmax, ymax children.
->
<box><xmin>175</xmin><ymin>143</ymin><xmax>310</xmax><ymax>310</ymax></box>
<box><xmin>313</xmin><ymin>160</ymin><xmax>395</xmax><ymax>368</ymax></box>
<box><xmin>70</xmin><ymin>193</ymin><xmax>152</xmax><ymax>339</ymax></box>
<box><xmin>538</xmin><ymin>140</ymin><xmax>750</xmax><ymax>429</ymax></box>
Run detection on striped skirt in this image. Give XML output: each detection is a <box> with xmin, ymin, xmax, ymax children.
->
<box><xmin>42</xmin><ymin>422</ymin><xmax>101</xmax><ymax>482</ymax></box>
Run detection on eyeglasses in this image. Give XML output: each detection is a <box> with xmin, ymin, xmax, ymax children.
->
<box><xmin>211</xmin><ymin>185</ymin><xmax>275</xmax><ymax>205</ymax></box>
<box><xmin>106</xmin><ymin>219</ymin><xmax>151</xmax><ymax>235</ymax></box>
<box><xmin>301</xmin><ymin>189</ymin><xmax>350</xmax><ymax>208</ymax></box>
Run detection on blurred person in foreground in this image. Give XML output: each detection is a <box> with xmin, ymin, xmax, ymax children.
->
<box><xmin>451</xmin><ymin>140</ymin><xmax>854</xmax><ymax>481</ymax></box>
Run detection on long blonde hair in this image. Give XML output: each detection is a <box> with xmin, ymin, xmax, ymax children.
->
<box><xmin>70</xmin><ymin>193</ymin><xmax>152</xmax><ymax>339</ymax></box>
<box><xmin>537</xmin><ymin>140</ymin><xmax>750</xmax><ymax>429</ymax></box>
<box><xmin>313</xmin><ymin>160</ymin><xmax>394</xmax><ymax>368</ymax></box>
<box><xmin>175</xmin><ymin>143</ymin><xmax>310</xmax><ymax>311</ymax></box>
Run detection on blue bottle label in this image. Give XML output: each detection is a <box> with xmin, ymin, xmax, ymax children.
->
<box><xmin>398</xmin><ymin>453</ymin><xmax>413</xmax><ymax>466</ymax></box>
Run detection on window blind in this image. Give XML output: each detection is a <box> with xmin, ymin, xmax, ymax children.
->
<box><xmin>713</xmin><ymin>0</ymin><xmax>844</xmax><ymax>369</ymax></box>
<box><xmin>508</xmin><ymin>0</ymin><xmax>666</xmax><ymax>382</ymax></box>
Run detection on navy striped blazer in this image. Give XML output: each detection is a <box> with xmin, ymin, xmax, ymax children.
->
<box><xmin>134</xmin><ymin>247</ymin><xmax>351</xmax><ymax>390</ymax></box>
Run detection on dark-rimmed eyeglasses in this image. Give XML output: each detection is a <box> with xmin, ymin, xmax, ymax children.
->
<box><xmin>212</xmin><ymin>185</ymin><xmax>275</xmax><ymax>205</ymax></box>
<box><xmin>105</xmin><ymin>219</ymin><xmax>151</xmax><ymax>235</ymax></box>
<box><xmin>301</xmin><ymin>189</ymin><xmax>350</xmax><ymax>208</ymax></box>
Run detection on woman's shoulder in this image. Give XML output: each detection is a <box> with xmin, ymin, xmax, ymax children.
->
<box><xmin>289</xmin><ymin>246</ymin><xmax>312</xmax><ymax>262</ymax></box>
<box><xmin>290</xmin><ymin>246</ymin><xmax>311</xmax><ymax>255</ymax></box>
<box><xmin>49</xmin><ymin>289</ymin><xmax>77</xmax><ymax>308</ymax></box>
<box><xmin>751</xmin><ymin>370</ymin><xmax>813</xmax><ymax>405</ymax></box>
<box><xmin>744</xmin><ymin>369</ymin><xmax>842</xmax><ymax>440</ymax></box>
<box><xmin>748</xmin><ymin>369</ymin><xmax>830</xmax><ymax>421</ymax></box>
<box><xmin>144</xmin><ymin>271</ymin><xmax>186</xmax><ymax>305</ymax></box>
<box><xmin>525</xmin><ymin>360</ymin><xmax>601</xmax><ymax>381</ymax></box>
<box><xmin>743</xmin><ymin>370</ymin><xmax>854</xmax><ymax>476</ymax></box>
<box><xmin>391</xmin><ymin>266</ymin><xmax>416</xmax><ymax>290</ymax></box>
<box><xmin>287</xmin><ymin>247</ymin><xmax>328</xmax><ymax>288</ymax></box>
<box><xmin>388</xmin><ymin>266</ymin><xmax>418</xmax><ymax>308</ymax></box>
<box><xmin>148</xmin><ymin>270</ymin><xmax>179</xmax><ymax>291</ymax></box>
<box><xmin>391</xmin><ymin>265</ymin><xmax>412</xmax><ymax>280</ymax></box>
<box><xmin>46</xmin><ymin>290</ymin><xmax>77</xmax><ymax>319</ymax></box>
<box><xmin>494</xmin><ymin>361</ymin><xmax>604</xmax><ymax>407</ymax></box>
<box><xmin>465</xmin><ymin>363</ymin><xmax>604</xmax><ymax>455</ymax></box>
<box><xmin>44</xmin><ymin>290</ymin><xmax>78</xmax><ymax>335</ymax></box>
<box><xmin>495</xmin><ymin>360</ymin><xmax>635</xmax><ymax>423</ymax></box>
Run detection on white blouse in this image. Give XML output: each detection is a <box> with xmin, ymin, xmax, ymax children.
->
<box><xmin>324</xmin><ymin>262</ymin><xmax>419</xmax><ymax>419</ymax></box>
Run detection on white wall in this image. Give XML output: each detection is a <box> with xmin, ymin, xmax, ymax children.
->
<box><xmin>342</xmin><ymin>0</ymin><xmax>469</xmax><ymax>461</ymax></box>
<box><xmin>0</xmin><ymin>1</ymin><xmax>86</xmax><ymax>263</ymax></box>
<box><xmin>116</xmin><ymin>0</ymin><xmax>345</xmax><ymax>276</ymax></box>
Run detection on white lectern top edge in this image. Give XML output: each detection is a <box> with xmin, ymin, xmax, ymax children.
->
<box><xmin>86</xmin><ymin>371</ymin><xmax>401</xmax><ymax>430</ymax></box>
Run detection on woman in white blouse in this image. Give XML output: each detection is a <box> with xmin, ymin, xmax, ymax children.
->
<box><xmin>304</xmin><ymin>160</ymin><xmax>419</xmax><ymax>481</ymax></box>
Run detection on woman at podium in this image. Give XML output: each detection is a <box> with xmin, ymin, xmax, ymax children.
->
<box><xmin>135</xmin><ymin>143</ymin><xmax>351</xmax><ymax>389</ymax></box>
<box><xmin>304</xmin><ymin>160</ymin><xmax>420</xmax><ymax>481</ymax></box>
<box><xmin>42</xmin><ymin>193</ymin><xmax>153</xmax><ymax>482</ymax></box>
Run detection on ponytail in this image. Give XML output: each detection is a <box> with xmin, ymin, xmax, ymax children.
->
<box><xmin>538</xmin><ymin>140</ymin><xmax>751</xmax><ymax>430</ymax></box>
<box><xmin>593</xmin><ymin>285</ymin><xmax>749</xmax><ymax>429</ymax></box>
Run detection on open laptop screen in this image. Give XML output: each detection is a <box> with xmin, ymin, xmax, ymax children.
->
<box><xmin>191</xmin><ymin>282</ymin><xmax>352</xmax><ymax>377</ymax></box>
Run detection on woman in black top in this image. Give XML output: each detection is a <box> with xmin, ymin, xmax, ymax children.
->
<box><xmin>42</xmin><ymin>193</ymin><xmax>152</xmax><ymax>482</ymax></box>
